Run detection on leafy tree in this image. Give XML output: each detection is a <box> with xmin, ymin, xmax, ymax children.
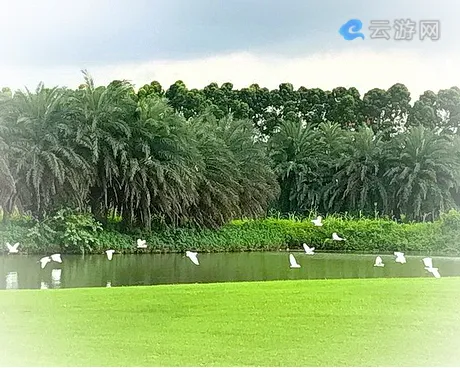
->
<box><xmin>325</xmin><ymin>87</ymin><xmax>362</xmax><ymax>129</ymax></box>
<box><xmin>1</xmin><ymin>73</ymin><xmax>460</xmax><ymax>234</ymax></box>
<box><xmin>436</xmin><ymin>87</ymin><xmax>460</xmax><ymax>134</ymax></box>
<box><xmin>407</xmin><ymin>90</ymin><xmax>440</xmax><ymax>130</ymax></box>
<box><xmin>137</xmin><ymin>81</ymin><xmax>164</xmax><ymax>99</ymax></box>
<box><xmin>296</xmin><ymin>87</ymin><xmax>328</xmax><ymax>126</ymax></box>
<box><xmin>165</xmin><ymin>81</ymin><xmax>206</xmax><ymax>119</ymax></box>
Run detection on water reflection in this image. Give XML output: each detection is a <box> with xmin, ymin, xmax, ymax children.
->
<box><xmin>51</xmin><ymin>269</ymin><xmax>62</xmax><ymax>288</ymax></box>
<box><xmin>0</xmin><ymin>252</ymin><xmax>459</xmax><ymax>290</ymax></box>
<box><xmin>5</xmin><ymin>272</ymin><xmax>18</xmax><ymax>289</ymax></box>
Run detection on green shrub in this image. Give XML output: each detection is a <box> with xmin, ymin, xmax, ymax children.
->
<box><xmin>8</xmin><ymin>209</ymin><xmax>104</xmax><ymax>254</ymax></box>
<box><xmin>1</xmin><ymin>210</ymin><xmax>460</xmax><ymax>255</ymax></box>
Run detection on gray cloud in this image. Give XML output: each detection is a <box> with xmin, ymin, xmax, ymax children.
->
<box><xmin>0</xmin><ymin>0</ymin><xmax>458</xmax><ymax>68</ymax></box>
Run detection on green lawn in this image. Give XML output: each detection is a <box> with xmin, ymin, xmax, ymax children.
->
<box><xmin>1</xmin><ymin>278</ymin><xmax>460</xmax><ymax>366</ymax></box>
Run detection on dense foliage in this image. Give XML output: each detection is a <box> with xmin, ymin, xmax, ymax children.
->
<box><xmin>1</xmin><ymin>210</ymin><xmax>460</xmax><ymax>255</ymax></box>
<box><xmin>0</xmin><ymin>73</ymin><xmax>279</xmax><ymax>231</ymax></box>
<box><xmin>1</xmin><ymin>71</ymin><xmax>460</xmax><ymax>238</ymax></box>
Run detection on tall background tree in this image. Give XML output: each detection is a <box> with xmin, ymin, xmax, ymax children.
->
<box><xmin>1</xmin><ymin>74</ymin><xmax>460</xmax><ymax>230</ymax></box>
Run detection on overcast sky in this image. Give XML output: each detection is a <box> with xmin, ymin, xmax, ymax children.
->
<box><xmin>0</xmin><ymin>0</ymin><xmax>459</xmax><ymax>100</ymax></box>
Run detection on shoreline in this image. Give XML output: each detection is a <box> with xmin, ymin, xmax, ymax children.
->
<box><xmin>1</xmin><ymin>211</ymin><xmax>460</xmax><ymax>256</ymax></box>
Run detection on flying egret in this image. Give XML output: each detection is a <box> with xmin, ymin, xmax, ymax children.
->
<box><xmin>289</xmin><ymin>253</ymin><xmax>301</xmax><ymax>268</ymax></box>
<box><xmin>422</xmin><ymin>257</ymin><xmax>441</xmax><ymax>278</ymax></box>
<box><xmin>5</xmin><ymin>242</ymin><xmax>19</xmax><ymax>254</ymax></box>
<box><xmin>186</xmin><ymin>251</ymin><xmax>199</xmax><ymax>265</ymax></box>
<box><xmin>137</xmin><ymin>239</ymin><xmax>147</xmax><ymax>248</ymax></box>
<box><xmin>374</xmin><ymin>256</ymin><xmax>384</xmax><ymax>267</ymax></box>
<box><xmin>302</xmin><ymin>243</ymin><xmax>315</xmax><ymax>255</ymax></box>
<box><xmin>38</xmin><ymin>254</ymin><xmax>62</xmax><ymax>269</ymax></box>
<box><xmin>106</xmin><ymin>249</ymin><xmax>115</xmax><ymax>260</ymax></box>
<box><xmin>39</xmin><ymin>256</ymin><xmax>52</xmax><ymax>269</ymax></box>
<box><xmin>394</xmin><ymin>252</ymin><xmax>406</xmax><ymax>264</ymax></box>
<box><xmin>311</xmin><ymin>216</ymin><xmax>323</xmax><ymax>227</ymax></box>
<box><xmin>422</xmin><ymin>257</ymin><xmax>434</xmax><ymax>269</ymax></box>
<box><xmin>332</xmin><ymin>232</ymin><xmax>345</xmax><ymax>241</ymax></box>
<box><xmin>50</xmin><ymin>254</ymin><xmax>62</xmax><ymax>263</ymax></box>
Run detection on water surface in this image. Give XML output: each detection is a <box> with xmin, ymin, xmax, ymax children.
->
<box><xmin>1</xmin><ymin>252</ymin><xmax>459</xmax><ymax>290</ymax></box>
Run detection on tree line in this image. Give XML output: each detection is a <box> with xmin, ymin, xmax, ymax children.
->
<box><xmin>0</xmin><ymin>71</ymin><xmax>459</xmax><ymax>231</ymax></box>
<box><xmin>140</xmin><ymin>80</ymin><xmax>460</xmax><ymax>137</ymax></box>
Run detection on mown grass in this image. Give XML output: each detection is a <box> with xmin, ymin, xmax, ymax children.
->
<box><xmin>1</xmin><ymin>278</ymin><xmax>460</xmax><ymax>366</ymax></box>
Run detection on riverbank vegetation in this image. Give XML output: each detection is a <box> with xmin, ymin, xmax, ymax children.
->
<box><xmin>1</xmin><ymin>72</ymin><xmax>460</xmax><ymax>254</ymax></box>
<box><xmin>1</xmin><ymin>210</ymin><xmax>460</xmax><ymax>255</ymax></box>
<box><xmin>1</xmin><ymin>278</ymin><xmax>459</xmax><ymax>366</ymax></box>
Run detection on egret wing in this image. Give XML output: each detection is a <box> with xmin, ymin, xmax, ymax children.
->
<box><xmin>422</xmin><ymin>257</ymin><xmax>433</xmax><ymax>268</ymax></box>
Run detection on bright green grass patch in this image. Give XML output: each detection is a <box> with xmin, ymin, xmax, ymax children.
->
<box><xmin>1</xmin><ymin>278</ymin><xmax>460</xmax><ymax>366</ymax></box>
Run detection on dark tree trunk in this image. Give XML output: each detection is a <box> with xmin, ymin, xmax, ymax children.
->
<box><xmin>90</xmin><ymin>186</ymin><xmax>107</xmax><ymax>226</ymax></box>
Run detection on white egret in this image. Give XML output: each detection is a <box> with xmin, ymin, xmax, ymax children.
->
<box><xmin>106</xmin><ymin>249</ymin><xmax>115</xmax><ymax>260</ymax></box>
<box><xmin>50</xmin><ymin>254</ymin><xmax>62</xmax><ymax>263</ymax></box>
<box><xmin>186</xmin><ymin>251</ymin><xmax>199</xmax><ymax>265</ymax></box>
<box><xmin>302</xmin><ymin>243</ymin><xmax>315</xmax><ymax>255</ymax></box>
<box><xmin>422</xmin><ymin>257</ymin><xmax>441</xmax><ymax>278</ymax></box>
<box><xmin>422</xmin><ymin>257</ymin><xmax>434</xmax><ymax>269</ymax></box>
<box><xmin>5</xmin><ymin>242</ymin><xmax>19</xmax><ymax>254</ymax></box>
<box><xmin>374</xmin><ymin>256</ymin><xmax>384</xmax><ymax>267</ymax></box>
<box><xmin>137</xmin><ymin>239</ymin><xmax>147</xmax><ymax>248</ymax></box>
<box><xmin>289</xmin><ymin>253</ymin><xmax>301</xmax><ymax>268</ymax></box>
<box><xmin>332</xmin><ymin>232</ymin><xmax>345</xmax><ymax>241</ymax></box>
<box><xmin>394</xmin><ymin>252</ymin><xmax>406</xmax><ymax>264</ymax></box>
<box><xmin>38</xmin><ymin>254</ymin><xmax>62</xmax><ymax>269</ymax></box>
<box><xmin>39</xmin><ymin>256</ymin><xmax>51</xmax><ymax>269</ymax></box>
<box><xmin>312</xmin><ymin>216</ymin><xmax>323</xmax><ymax>227</ymax></box>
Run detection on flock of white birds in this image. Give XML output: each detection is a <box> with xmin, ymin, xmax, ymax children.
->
<box><xmin>3</xmin><ymin>215</ymin><xmax>442</xmax><ymax>285</ymax></box>
<box><xmin>286</xmin><ymin>216</ymin><xmax>441</xmax><ymax>279</ymax></box>
<box><xmin>288</xmin><ymin>246</ymin><xmax>441</xmax><ymax>278</ymax></box>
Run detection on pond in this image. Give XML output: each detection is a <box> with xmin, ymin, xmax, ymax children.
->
<box><xmin>1</xmin><ymin>251</ymin><xmax>459</xmax><ymax>290</ymax></box>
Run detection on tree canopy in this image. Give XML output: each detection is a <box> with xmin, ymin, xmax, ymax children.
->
<box><xmin>1</xmin><ymin>72</ymin><xmax>460</xmax><ymax>230</ymax></box>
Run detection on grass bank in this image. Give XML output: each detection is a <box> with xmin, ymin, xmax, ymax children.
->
<box><xmin>0</xmin><ymin>278</ymin><xmax>459</xmax><ymax>366</ymax></box>
<box><xmin>1</xmin><ymin>210</ymin><xmax>460</xmax><ymax>255</ymax></box>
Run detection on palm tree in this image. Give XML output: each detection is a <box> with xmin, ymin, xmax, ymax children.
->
<box><xmin>384</xmin><ymin>126</ymin><xmax>460</xmax><ymax>220</ymax></box>
<box><xmin>185</xmin><ymin>112</ymin><xmax>242</xmax><ymax>228</ymax></box>
<box><xmin>4</xmin><ymin>83</ymin><xmax>91</xmax><ymax>219</ymax></box>
<box><xmin>0</xmin><ymin>93</ymin><xmax>17</xmax><ymax>223</ymax></box>
<box><xmin>268</xmin><ymin>119</ymin><xmax>322</xmax><ymax>213</ymax></box>
<box><xmin>210</xmin><ymin>114</ymin><xmax>279</xmax><ymax>219</ymax></box>
<box><xmin>122</xmin><ymin>96</ymin><xmax>200</xmax><ymax>230</ymax></box>
<box><xmin>322</xmin><ymin>126</ymin><xmax>389</xmax><ymax>214</ymax></box>
<box><xmin>67</xmin><ymin>71</ymin><xmax>137</xmax><ymax>224</ymax></box>
<box><xmin>0</xmin><ymin>144</ymin><xmax>16</xmax><ymax>223</ymax></box>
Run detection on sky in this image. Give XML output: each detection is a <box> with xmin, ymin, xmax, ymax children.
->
<box><xmin>0</xmin><ymin>0</ymin><xmax>459</xmax><ymax>101</ymax></box>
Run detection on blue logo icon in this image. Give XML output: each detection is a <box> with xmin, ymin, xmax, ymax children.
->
<box><xmin>339</xmin><ymin>19</ymin><xmax>365</xmax><ymax>40</ymax></box>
